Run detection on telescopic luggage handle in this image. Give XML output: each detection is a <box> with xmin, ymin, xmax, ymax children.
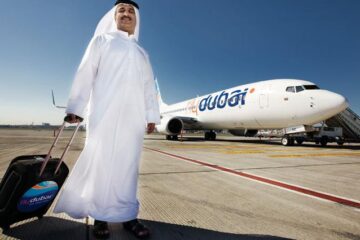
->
<box><xmin>39</xmin><ymin>116</ymin><xmax>83</xmax><ymax>177</ymax></box>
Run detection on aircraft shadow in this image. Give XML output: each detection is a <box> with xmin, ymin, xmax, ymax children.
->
<box><xmin>215</xmin><ymin>139</ymin><xmax>360</xmax><ymax>150</ymax></box>
<box><xmin>146</xmin><ymin>136</ymin><xmax>360</xmax><ymax>150</ymax></box>
<box><xmin>139</xmin><ymin>220</ymin><xmax>293</xmax><ymax>240</ymax></box>
<box><xmin>2</xmin><ymin>217</ymin><xmax>293</xmax><ymax>240</ymax></box>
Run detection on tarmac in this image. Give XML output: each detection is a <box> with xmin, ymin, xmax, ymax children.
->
<box><xmin>0</xmin><ymin>129</ymin><xmax>359</xmax><ymax>240</ymax></box>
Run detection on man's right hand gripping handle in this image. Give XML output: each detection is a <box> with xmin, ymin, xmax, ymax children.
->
<box><xmin>64</xmin><ymin>114</ymin><xmax>84</xmax><ymax>123</ymax></box>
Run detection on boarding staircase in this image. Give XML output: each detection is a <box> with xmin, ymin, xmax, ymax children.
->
<box><xmin>326</xmin><ymin>108</ymin><xmax>360</xmax><ymax>142</ymax></box>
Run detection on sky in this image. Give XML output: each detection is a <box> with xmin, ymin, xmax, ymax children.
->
<box><xmin>0</xmin><ymin>0</ymin><xmax>359</xmax><ymax>125</ymax></box>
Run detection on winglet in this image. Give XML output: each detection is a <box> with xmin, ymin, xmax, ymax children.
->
<box><xmin>51</xmin><ymin>90</ymin><xmax>56</xmax><ymax>106</ymax></box>
<box><xmin>51</xmin><ymin>90</ymin><xmax>66</xmax><ymax>109</ymax></box>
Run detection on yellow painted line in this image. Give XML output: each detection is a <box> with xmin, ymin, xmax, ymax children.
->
<box><xmin>269</xmin><ymin>152</ymin><xmax>360</xmax><ymax>158</ymax></box>
<box><xmin>220</xmin><ymin>149</ymin><xmax>340</xmax><ymax>157</ymax></box>
<box><xmin>161</xmin><ymin>143</ymin><xmax>356</xmax><ymax>157</ymax></box>
<box><xmin>222</xmin><ymin>150</ymin><xmax>266</xmax><ymax>154</ymax></box>
<box><xmin>163</xmin><ymin>144</ymin><xmax>334</xmax><ymax>155</ymax></box>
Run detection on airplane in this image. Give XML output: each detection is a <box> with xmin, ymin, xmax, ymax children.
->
<box><xmin>155</xmin><ymin>79</ymin><xmax>348</xmax><ymax>143</ymax></box>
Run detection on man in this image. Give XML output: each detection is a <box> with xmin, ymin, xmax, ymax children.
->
<box><xmin>54</xmin><ymin>1</ymin><xmax>160</xmax><ymax>239</ymax></box>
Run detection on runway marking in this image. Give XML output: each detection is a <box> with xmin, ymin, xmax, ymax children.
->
<box><xmin>145</xmin><ymin>147</ymin><xmax>360</xmax><ymax>209</ymax></box>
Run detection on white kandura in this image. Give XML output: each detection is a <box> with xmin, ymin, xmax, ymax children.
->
<box><xmin>54</xmin><ymin>4</ymin><xmax>160</xmax><ymax>222</ymax></box>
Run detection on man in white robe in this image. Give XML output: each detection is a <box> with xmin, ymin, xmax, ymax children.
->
<box><xmin>54</xmin><ymin>0</ymin><xmax>160</xmax><ymax>238</ymax></box>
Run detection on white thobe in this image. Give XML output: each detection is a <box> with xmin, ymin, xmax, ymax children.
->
<box><xmin>54</xmin><ymin>30</ymin><xmax>160</xmax><ymax>222</ymax></box>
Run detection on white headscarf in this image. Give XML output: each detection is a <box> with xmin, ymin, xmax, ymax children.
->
<box><xmin>93</xmin><ymin>4</ymin><xmax>140</xmax><ymax>41</ymax></box>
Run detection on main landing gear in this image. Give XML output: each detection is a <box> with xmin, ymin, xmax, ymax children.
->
<box><xmin>166</xmin><ymin>135</ymin><xmax>178</xmax><ymax>141</ymax></box>
<box><xmin>204</xmin><ymin>131</ymin><xmax>216</xmax><ymax>141</ymax></box>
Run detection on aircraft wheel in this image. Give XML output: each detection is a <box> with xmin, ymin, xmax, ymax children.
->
<box><xmin>166</xmin><ymin>135</ymin><xmax>178</xmax><ymax>141</ymax></box>
<box><xmin>205</xmin><ymin>131</ymin><xmax>216</xmax><ymax>141</ymax></box>
<box><xmin>210</xmin><ymin>131</ymin><xmax>216</xmax><ymax>141</ymax></box>
<box><xmin>320</xmin><ymin>137</ymin><xmax>328</xmax><ymax>147</ymax></box>
<box><xmin>336</xmin><ymin>137</ymin><xmax>344</xmax><ymax>146</ymax></box>
<box><xmin>1</xmin><ymin>225</ymin><xmax>10</xmax><ymax>232</ymax></box>
<box><xmin>205</xmin><ymin>132</ymin><xmax>211</xmax><ymax>140</ymax></box>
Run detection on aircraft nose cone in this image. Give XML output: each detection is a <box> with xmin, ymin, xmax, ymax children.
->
<box><xmin>332</xmin><ymin>93</ymin><xmax>348</xmax><ymax>111</ymax></box>
<box><xmin>318</xmin><ymin>91</ymin><xmax>348</xmax><ymax>118</ymax></box>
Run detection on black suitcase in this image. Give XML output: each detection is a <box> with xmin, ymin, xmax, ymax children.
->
<box><xmin>0</xmin><ymin>120</ymin><xmax>81</xmax><ymax>231</ymax></box>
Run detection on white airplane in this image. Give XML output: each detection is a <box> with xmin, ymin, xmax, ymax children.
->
<box><xmin>156</xmin><ymin>79</ymin><xmax>348</xmax><ymax>142</ymax></box>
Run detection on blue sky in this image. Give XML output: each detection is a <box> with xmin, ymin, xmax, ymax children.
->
<box><xmin>0</xmin><ymin>0</ymin><xmax>359</xmax><ymax>125</ymax></box>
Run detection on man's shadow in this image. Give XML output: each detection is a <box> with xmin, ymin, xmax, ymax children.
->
<box><xmin>2</xmin><ymin>216</ymin><xmax>87</xmax><ymax>240</ymax></box>
<box><xmin>2</xmin><ymin>217</ymin><xmax>293</xmax><ymax>240</ymax></box>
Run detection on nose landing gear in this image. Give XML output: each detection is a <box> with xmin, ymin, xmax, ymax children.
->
<box><xmin>205</xmin><ymin>131</ymin><xmax>216</xmax><ymax>141</ymax></box>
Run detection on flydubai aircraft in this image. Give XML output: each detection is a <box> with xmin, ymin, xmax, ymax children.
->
<box><xmin>156</xmin><ymin>79</ymin><xmax>348</xmax><ymax>141</ymax></box>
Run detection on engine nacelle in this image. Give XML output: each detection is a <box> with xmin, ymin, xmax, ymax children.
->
<box><xmin>156</xmin><ymin>117</ymin><xmax>183</xmax><ymax>135</ymax></box>
<box><xmin>228</xmin><ymin>129</ymin><xmax>258</xmax><ymax>137</ymax></box>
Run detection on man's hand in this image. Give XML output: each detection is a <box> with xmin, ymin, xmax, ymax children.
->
<box><xmin>147</xmin><ymin>123</ymin><xmax>156</xmax><ymax>134</ymax></box>
<box><xmin>65</xmin><ymin>114</ymin><xmax>81</xmax><ymax>123</ymax></box>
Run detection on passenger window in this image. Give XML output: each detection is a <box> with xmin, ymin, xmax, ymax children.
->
<box><xmin>296</xmin><ymin>86</ymin><xmax>305</xmax><ymax>92</ymax></box>
<box><xmin>286</xmin><ymin>86</ymin><xmax>295</xmax><ymax>93</ymax></box>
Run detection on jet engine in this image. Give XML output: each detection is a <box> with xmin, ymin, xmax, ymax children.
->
<box><xmin>156</xmin><ymin>117</ymin><xmax>183</xmax><ymax>135</ymax></box>
<box><xmin>228</xmin><ymin>129</ymin><xmax>258</xmax><ymax>137</ymax></box>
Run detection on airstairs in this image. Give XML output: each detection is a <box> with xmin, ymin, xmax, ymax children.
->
<box><xmin>326</xmin><ymin>108</ymin><xmax>360</xmax><ymax>142</ymax></box>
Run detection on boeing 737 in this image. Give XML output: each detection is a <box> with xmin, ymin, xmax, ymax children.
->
<box><xmin>156</xmin><ymin>79</ymin><xmax>348</xmax><ymax>142</ymax></box>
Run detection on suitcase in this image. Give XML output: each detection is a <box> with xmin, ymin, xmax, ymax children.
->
<box><xmin>0</xmin><ymin>119</ymin><xmax>81</xmax><ymax>231</ymax></box>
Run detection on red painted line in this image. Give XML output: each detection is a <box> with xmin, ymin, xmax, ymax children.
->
<box><xmin>145</xmin><ymin>147</ymin><xmax>360</xmax><ymax>209</ymax></box>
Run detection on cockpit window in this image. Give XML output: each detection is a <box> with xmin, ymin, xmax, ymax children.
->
<box><xmin>296</xmin><ymin>86</ymin><xmax>305</xmax><ymax>92</ymax></box>
<box><xmin>303</xmin><ymin>85</ymin><xmax>320</xmax><ymax>90</ymax></box>
<box><xmin>286</xmin><ymin>86</ymin><xmax>295</xmax><ymax>93</ymax></box>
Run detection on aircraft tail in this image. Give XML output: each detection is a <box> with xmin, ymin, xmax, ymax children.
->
<box><xmin>155</xmin><ymin>78</ymin><xmax>168</xmax><ymax>108</ymax></box>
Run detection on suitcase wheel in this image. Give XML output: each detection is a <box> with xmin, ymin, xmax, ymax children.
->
<box><xmin>1</xmin><ymin>225</ymin><xmax>10</xmax><ymax>232</ymax></box>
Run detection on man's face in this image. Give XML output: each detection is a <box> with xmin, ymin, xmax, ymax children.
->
<box><xmin>115</xmin><ymin>4</ymin><xmax>136</xmax><ymax>35</ymax></box>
